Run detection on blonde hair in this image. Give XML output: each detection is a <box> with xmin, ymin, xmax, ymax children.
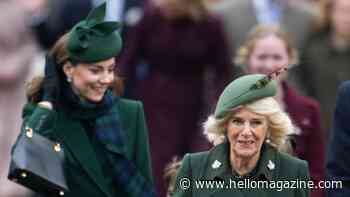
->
<box><xmin>203</xmin><ymin>97</ymin><xmax>295</xmax><ymax>150</ymax></box>
<box><xmin>234</xmin><ymin>24</ymin><xmax>299</xmax><ymax>68</ymax></box>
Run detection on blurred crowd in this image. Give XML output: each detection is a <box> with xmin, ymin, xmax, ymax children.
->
<box><xmin>0</xmin><ymin>0</ymin><xmax>349</xmax><ymax>196</ymax></box>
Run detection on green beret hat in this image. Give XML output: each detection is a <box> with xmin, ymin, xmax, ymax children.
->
<box><xmin>214</xmin><ymin>74</ymin><xmax>277</xmax><ymax>119</ymax></box>
<box><xmin>67</xmin><ymin>2</ymin><xmax>122</xmax><ymax>63</ymax></box>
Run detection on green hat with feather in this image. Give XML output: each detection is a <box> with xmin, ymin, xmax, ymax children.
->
<box><xmin>214</xmin><ymin>74</ymin><xmax>277</xmax><ymax>119</ymax></box>
<box><xmin>67</xmin><ymin>2</ymin><xmax>122</xmax><ymax>63</ymax></box>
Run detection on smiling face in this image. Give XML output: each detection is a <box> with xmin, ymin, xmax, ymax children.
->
<box><xmin>63</xmin><ymin>58</ymin><xmax>115</xmax><ymax>103</ymax></box>
<box><xmin>226</xmin><ymin>107</ymin><xmax>268</xmax><ymax>159</ymax></box>
<box><xmin>247</xmin><ymin>35</ymin><xmax>290</xmax><ymax>76</ymax></box>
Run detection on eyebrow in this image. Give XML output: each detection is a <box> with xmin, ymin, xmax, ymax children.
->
<box><xmin>89</xmin><ymin>63</ymin><xmax>116</xmax><ymax>69</ymax></box>
<box><xmin>232</xmin><ymin>116</ymin><xmax>265</xmax><ymax>121</ymax></box>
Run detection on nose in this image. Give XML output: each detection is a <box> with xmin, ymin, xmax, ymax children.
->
<box><xmin>240</xmin><ymin>122</ymin><xmax>253</xmax><ymax>136</ymax></box>
<box><xmin>99</xmin><ymin>72</ymin><xmax>114</xmax><ymax>84</ymax></box>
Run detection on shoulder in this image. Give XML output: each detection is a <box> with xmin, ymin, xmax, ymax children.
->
<box><xmin>337</xmin><ymin>81</ymin><xmax>350</xmax><ymax>97</ymax></box>
<box><xmin>333</xmin><ymin>81</ymin><xmax>350</xmax><ymax>118</ymax></box>
<box><xmin>334</xmin><ymin>80</ymin><xmax>350</xmax><ymax>110</ymax></box>
<box><xmin>176</xmin><ymin>151</ymin><xmax>210</xmax><ymax>179</ymax></box>
<box><xmin>115</xmin><ymin>98</ymin><xmax>146</xmax><ymax>132</ymax></box>
<box><xmin>277</xmin><ymin>151</ymin><xmax>309</xmax><ymax>177</ymax></box>
<box><xmin>116</xmin><ymin>98</ymin><xmax>144</xmax><ymax>118</ymax></box>
<box><xmin>182</xmin><ymin>151</ymin><xmax>210</xmax><ymax>167</ymax></box>
<box><xmin>285</xmin><ymin>84</ymin><xmax>321</xmax><ymax>116</ymax></box>
<box><xmin>296</xmin><ymin>94</ymin><xmax>321</xmax><ymax>114</ymax></box>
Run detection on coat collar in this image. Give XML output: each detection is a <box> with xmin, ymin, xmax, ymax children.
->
<box><xmin>205</xmin><ymin>141</ymin><xmax>278</xmax><ymax>181</ymax></box>
<box><xmin>202</xmin><ymin>141</ymin><xmax>278</xmax><ymax>197</ymax></box>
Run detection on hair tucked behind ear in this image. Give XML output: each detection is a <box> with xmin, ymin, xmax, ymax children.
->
<box><xmin>26</xmin><ymin>33</ymin><xmax>124</xmax><ymax>103</ymax></box>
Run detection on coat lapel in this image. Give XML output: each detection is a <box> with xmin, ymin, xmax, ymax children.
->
<box><xmin>203</xmin><ymin>142</ymin><xmax>243</xmax><ymax>197</ymax></box>
<box><xmin>202</xmin><ymin>142</ymin><xmax>278</xmax><ymax>197</ymax></box>
<box><xmin>55</xmin><ymin>111</ymin><xmax>112</xmax><ymax>197</ymax></box>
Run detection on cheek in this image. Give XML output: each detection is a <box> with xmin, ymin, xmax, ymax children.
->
<box><xmin>72</xmin><ymin>73</ymin><xmax>97</xmax><ymax>91</ymax></box>
<box><xmin>247</xmin><ymin>58</ymin><xmax>262</xmax><ymax>73</ymax></box>
<box><xmin>256</xmin><ymin>127</ymin><xmax>268</xmax><ymax>143</ymax></box>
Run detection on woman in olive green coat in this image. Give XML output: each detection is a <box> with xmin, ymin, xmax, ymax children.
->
<box><xmin>11</xmin><ymin>2</ymin><xmax>155</xmax><ymax>197</ymax></box>
<box><xmin>172</xmin><ymin>74</ymin><xmax>310</xmax><ymax>197</ymax></box>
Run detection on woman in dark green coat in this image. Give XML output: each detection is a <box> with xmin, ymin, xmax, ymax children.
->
<box><xmin>12</xmin><ymin>2</ymin><xmax>154</xmax><ymax>197</ymax></box>
<box><xmin>172</xmin><ymin>74</ymin><xmax>310</xmax><ymax>197</ymax></box>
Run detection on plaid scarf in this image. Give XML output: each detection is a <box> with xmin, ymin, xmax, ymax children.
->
<box><xmin>61</xmin><ymin>86</ymin><xmax>155</xmax><ymax>197</ymax></box>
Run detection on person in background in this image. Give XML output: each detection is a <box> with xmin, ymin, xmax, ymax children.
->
<box><xmin>0</xmin><ymin>1</ymin><xmax>38</xmax><ymax>196</ymax></box>
<box><xmin>296</xmin><ymin>0</ymin><xmax>350</xmax><ymax>134</ymax></box>
<box><xmin>11</xmin><ymin>3</ymin><xmax>154</xmax><ymax>196</ymax></box>
<box><xmin>236</xmin><ymin>24</ymin><xmax>325</xmax><ymax>197</ymax></box>
<box><xmin>173</xmin><ymin>73</ymin><xmax>310</xmax><ymax>197</ymax></box>
<box><xmin>164</xmin><ymin>157</ymin><xmax>182</xmax><ymax>197</ymax></box>
<box><xmin>326</xmin><ymin>81</ymin><xmax>350</xmax><ymax>197</ymax></box>
<box><xmin>32</xmin><ymin>0</ymin><xmax>147</xmax><ymax>50</ymax></box>
<box><xmin>210</xmin><ymin>0</ymin><xmax>316</xmax><ymax>54</ymax></box>
<box><xmin>119</xmin><ymin>0</ymin><xmax>233</xmax><ymax>196</ymax></box>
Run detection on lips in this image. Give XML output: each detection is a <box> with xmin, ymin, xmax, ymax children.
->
<box><xmin>92</xmin><ymin>86</ymin><xmax>107</xmax><ymax>94</ymax></box>
<box><xmin>237</xmin><ymin>140</ymin><xmax>255</xmax><ymax>145</ymax></box>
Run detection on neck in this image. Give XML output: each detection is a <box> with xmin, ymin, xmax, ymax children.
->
<box><xmin>230</xmin><ymin>151</ymin><xmax>260</xmax><ymax>176</ymax></box>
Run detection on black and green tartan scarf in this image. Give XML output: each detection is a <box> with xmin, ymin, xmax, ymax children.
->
<box><xmin>60</xmin><ymin>86</ymin><xmax>155</xmax><ymax>197</ymax></box>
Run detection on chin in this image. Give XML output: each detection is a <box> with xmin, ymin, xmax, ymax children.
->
<box><xmin>86</xmin><ymin>95</ymin><xmax>104</xmax><ymax>103</ymax></box>
<box><xmin>234</xmin><ymin>146</ymin><xmax>259</xmax><ymax>158</ymax></box>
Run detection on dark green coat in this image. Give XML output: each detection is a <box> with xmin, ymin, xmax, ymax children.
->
<box><xmin>19</xmin><ymin>98</ymin><xmax>153</xmax><ymax>197</ymax></box>
<box><xmin>173</xmin><ymin>142</ymin><xmax>310</xmax><ymax>197</ymax></box>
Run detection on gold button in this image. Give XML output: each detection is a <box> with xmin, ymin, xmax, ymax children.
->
<box><xmin>21</xmin><ymin>172</ymin><xmax>27</xmax><ymax>178</ymax></box>
<box><xmin>54</xmin><ymin>143</ymin><xmax>61</xmax><ymax>152</ymax></box>
<box><xmin>25</xmin><ymin>126</ymin><xmax>33</xmax><ymax>138</ymax></box>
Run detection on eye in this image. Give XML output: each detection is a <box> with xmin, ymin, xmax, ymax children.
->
<box><xmin>250</xmin><ymin>120</ymin><xmax>263</xmax><ymax>127</ymax></box>
<box><xmin>231</xmin><ymin>118</ymin><xmax>244</xmax><ymax>126</ymax></box>
<box><xmin>257</xmin><ymin>54</ymin><xmax>268</xmax><ymax>60</ymax></box>
<box><xmin>89</xmin><ymin>68</ymin><xmax>100</xmax><ymax>74</ymax></box>
<box><xmin>273</xmin><ymin>55</ymin><xmax>283</xmax><ymax>61</ymax></box>
<box><xmin>108</xmin><ymin>68</ymin><xmax>114</xmax><ymax>74</ymax></box>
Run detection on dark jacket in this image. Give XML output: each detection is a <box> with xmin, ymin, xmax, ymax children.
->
<box><xmin>18</xmin><ymin>98</ymin><xmax>153</xmax><ymax>197</ymax></box>
<box><xmin>326</xmin><ymin>81</ymin><xmax>350</xmax><ymax>197</ymax></box>
<box><xmin>173</xmin><ymin>141</ymin><xmax>310</xmax><ymax>197</ymax></box>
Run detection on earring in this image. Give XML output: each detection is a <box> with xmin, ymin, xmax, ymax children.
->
<box><xmin>265</xmin><ymin>132</ymin><xmax>271</xmax><ymax>143</ymax></box>
<box><xmin>67</xmin><ymin>77</ymin><xmax>72</xmax><ymax>83</ymax></box>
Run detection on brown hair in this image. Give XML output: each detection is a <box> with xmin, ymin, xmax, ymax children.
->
<box><xmin>26</xmin><ymin>33</ymin><xmax>124</xmax><ymax>103</ymax></box>
<box><xmin>234</xmin><ymin>24</ymin><xmax>299</xmax><ymax>68</ymax></box>
<box><xmin>164</xmin><ymin>157</ymin><xmax>182</xmax><ymax>196</ymax></box>
<box><xmin>314</xmin><ymin>0</ymin><xmax>333</xmax><ymax>32</ymax></box>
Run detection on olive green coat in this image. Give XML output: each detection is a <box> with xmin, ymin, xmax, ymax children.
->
<box><xmin>173</xmin><ymin>142</ymin><xmax>310</xmax><ymax>197</ymax></box>
<box><xmin>19</xmin><ymin>98</ymin><xmax>153</xmax><ymax>197</ymax></box>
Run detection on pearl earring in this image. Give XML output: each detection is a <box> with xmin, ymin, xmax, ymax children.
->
<box><xmin>265</xmin><ymin>132</ymin><xmax>271</xmax><ymax>143</ymax></box>
<box><xmin>67</xmin><ymin>77</ymin><xmax>72</xmax><ymax>83</ymax></box>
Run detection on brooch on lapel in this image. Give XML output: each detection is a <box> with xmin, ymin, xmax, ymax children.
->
<box><xmin>212</xmin><ymin>160</ymin><xmax>222</xmax><ymax>169</ymax></box>
<box><xmin>267</xmin><ymin>160</ymin><xmax>275</xmax><ymax>171</ymax></box>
